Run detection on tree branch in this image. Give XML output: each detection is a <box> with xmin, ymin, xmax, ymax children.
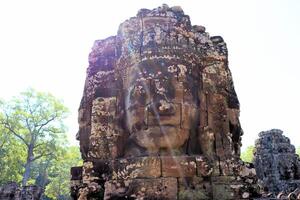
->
<box><xmin>25</xmin><ymin>118</ymin><xmax>32</xmax><ymax>134</ymax></box>
<box><xmin>33</xmin><ymin>142</ymin><xmax>44</xmax><ymax>149</ymax></box>
<box><xmin>0</xmin><ymin>131</ymin><xmax>9</xmax><ymax>149</ymax></box>
<box><xmin>0</xmin><ymin>140</ymin><xmax>5</xmax><ymax>149</ymax></box>
<box><xmin>36</xmin><ymin>115</ymin><xmax>57</xmax><ymax>134</ymax></box>
<box><xmin>32</xmin><ymin>152</ymin><xmax>54</xmax><ymax>162</ymax></box>
<box><xmin>1</xmin><ymin>121</ymin><xmax>29</xmax><ymax>147</ymax></box>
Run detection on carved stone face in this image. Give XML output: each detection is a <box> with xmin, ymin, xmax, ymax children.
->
<box><xmin>124</xmin><ymin>59</ymin><xmax>200</xmax><ymax>156</ymax></box>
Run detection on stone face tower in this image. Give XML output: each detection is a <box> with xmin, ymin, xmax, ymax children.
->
<box><xmin>71</xmin><ymin>5</ymin><xmax>258</xmax><ymax>200</ymax></box>
<box><xmin>254</xmin><ymin>129</ymin><xmax>300</xmax><ymax>197</ymax></box>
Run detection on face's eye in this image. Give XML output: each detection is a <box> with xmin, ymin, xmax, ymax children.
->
<box><xmin>130</xmin><ymin>84</ymin><xmax>147</xmax><ymax>104</ymax></box>
<box><xmin>152</xmin><ymin>78</ymin><xmax>175</xmax><ymax>101</ymax></box>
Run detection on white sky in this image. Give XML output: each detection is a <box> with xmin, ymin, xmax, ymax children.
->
<box><xmin>0</xmin><ymin>0</ymin><xmax>299</xmax><ymax>151</ymax></box>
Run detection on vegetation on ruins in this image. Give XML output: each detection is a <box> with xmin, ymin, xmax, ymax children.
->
<box><xmin>240</xmin><ymin>145</ymin><xmax>255</xmax><ymax>163</ymax></box>
<box><xmin>0</xmin><ymin>88</ymin><xmax>81</xmax><ymax>199</ymax></box>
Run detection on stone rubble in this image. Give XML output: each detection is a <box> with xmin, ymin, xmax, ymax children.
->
<box><xmin>0</xmin><ymin>182</ymin><xmax>43</xmax><ymax>200</ymax></box>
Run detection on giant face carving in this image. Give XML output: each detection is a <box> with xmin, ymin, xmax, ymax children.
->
<box><xmin>116</xmin><ymin>13</ymin><xmax>203</xmax><ymax>157</ymax></box>
<box><xmin>79</xmin><ymin>10</ymin><xmax>242</xmax><ymax>161</ymax></box>
<box><xmin>72</xmin><ymin>6</ymin><xmax>248</xmax><ymax>200</ymax></box>
<box><xmin>123</xmin><ymin>58</ymin><xmax>200</xmax><ymax>157</ymax></box>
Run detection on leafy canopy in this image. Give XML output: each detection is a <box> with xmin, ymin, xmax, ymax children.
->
<box><xmin>0</xmin><ymin>88</ymin><xmax>69</xmax><ymax>186</ymax></box>
<box><xmin>0</xmin><ymin>88</ymin><xmax>83</xmax><ymax>199</ymax></box>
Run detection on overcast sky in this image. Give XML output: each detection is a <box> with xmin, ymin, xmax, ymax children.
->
<box><xmin>0</xmin><ymin>0</ymin><xmax>299</xmax><ymax>151</ymax></box>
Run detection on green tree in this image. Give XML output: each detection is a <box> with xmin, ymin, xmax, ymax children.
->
<box><xmin>240</xmin><ymin>145</ymin><xmax>255</xmax><ymax>163</ymax></box>
<box><xmin>0</xmin><ymin>88</ymin><xmax>68</xmax><ymax>186</ymax></box>
<box><xmin>0</xmin><ymin>124</ymin><xmax>26</xmax><ymax>185</ymax></box>
<box><xmin>44</xmin><ymin>146</ymin><xmax>82</xmax><ymax>199</ymax></box>
<box><xmin>297</xmin><ymin>147</ymin><xmax>300</xmax><ymax>156</ymax></box>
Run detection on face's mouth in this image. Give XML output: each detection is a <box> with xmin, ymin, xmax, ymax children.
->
<box><xmin>131</xmin><ymin>125</ymin><xmax>189</xmax><ymax>150</ymax></box>
<box><xmin>133</xmin><ymin>125</ymin><xmax>177</xmax><ymax>138</ymax></box>
<box><xmin>146</xmin><ymin>125</ymin><xmax>176</xmax><ymax>134</ymax></box>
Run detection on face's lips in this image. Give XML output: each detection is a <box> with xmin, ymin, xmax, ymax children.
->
<box><xmin>146</xmin><ymin>113</ymin><xmax>180</xmax><ymax>127</ymax></box>
<box><xmin>131</xmin><ymin>125</ymin><xmax>189</xmax><ymax>151</ymax></box>
<box><xmin>146</xmin><ymin>125</ymin><xmax>176</xmax><ymax>135</ymax></box>
<box><xmin>147</xmin><ymin>124</ymin><xmax>175</xmax><ymax>130</ymax></box>
<box><xmin>130</xmin><ymin>125</ymin><xmax>176</xmax><ymax>136</ymax></box>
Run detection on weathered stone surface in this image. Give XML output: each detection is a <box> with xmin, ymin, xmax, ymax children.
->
<box><xmin>104</xmin><ymin>178</ymin><xmax>178</xmax><ymax>200</ymax></box>
<box><xmin>211</xmin><ymin>175</ymin><xmax>260</xmax><ymax>200</ymax></box>
<box><xmin>212</xmin><ymin>183</ymin><xmax>235</xmax><ymax>200</ymax></box>
<box><xmin>195</xmin><ymin>156</ymin><xmax>213</xmax><ymax>177</ymax></box>
<box><xmin>0</xmin><ymin>182</ymin><xmax>43</xmax><ymax>200</ymax></box>
<box><xmin>178</xmin><ymin>177</ymin><xmax>211</xmax><ymax>200</ymax></box>
<box><xmin>70</xmin><ymin>167</ymin><xmax>83</xmax><ymax>199</ymax></box>
<box><xmin>71</xmin><ymin>4</ymin><xmax>260</xmax><ymax>200</ymax></box>
<box><xmin>254</xmin><ymin>129</ymin><xmax>300</xmax><ymax>198</ymax></box>
<box><xmin>112</xmin><ymin>157</ymin><xmax>161</xmax><ymax>179</ymax></box>
<box><xmin>161</xmin><ymin>156</ymin><xmax>197</xmax><ymax>177</ymax></box>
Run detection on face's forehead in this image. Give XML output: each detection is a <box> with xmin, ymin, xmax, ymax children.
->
<box><xmin>123</xmin><ymin>58</ymin><xmax>199</xmax><ymax>86</ymax></box>
<box><xmin>117</xmin><ymin>57</ymin><xmax>200</xmax><ymax>108</ymax></box>
<box><xmin>116</xmin><ymin>13</ymin><xmax>203</xmax><ymax>104</ymax></box>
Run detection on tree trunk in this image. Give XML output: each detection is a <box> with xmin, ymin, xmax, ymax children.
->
<box><xmin>22</xmin><ymin>144</ymin><xmax>34</xmax><ymax>186</ymax></box>
<box><xmin>22</xmin><ymin>160</ymin><xmax>31</xmax><ymax>186</ymax></box>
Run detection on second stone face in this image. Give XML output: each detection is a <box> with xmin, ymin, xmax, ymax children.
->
<box><xmin>254</xmin><ymin>129</ymin><xmax>300</xmax><ymax>195</ymax></box>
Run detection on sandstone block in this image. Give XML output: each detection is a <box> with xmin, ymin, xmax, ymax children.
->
<box><xmin>195</xmin><ymin>156</ymin><xmax>213</xmax><ymax>177</ymax></box>
<box><xmin>112</xmin><ymin>157</ymin><xmax>161</xmax><ymax>179</ymax></box>
<box><xmin>212</xmin><ymin>183</ymin><xmax>235</xmax><ymax>200</ymax></box>
<box><xmin>161</xmin><ymin>156</ymin><xmax>197</xmax><ymax>177</ymax></box>
<box><xmin>178</xmin><ymin>177</ymin><xmax>211</xmax><ymax>200</ymax></box>
<box><xmin>104</xmin><ymin>178</ymin><xmax>178</xmax><ymax>200</ymax></box>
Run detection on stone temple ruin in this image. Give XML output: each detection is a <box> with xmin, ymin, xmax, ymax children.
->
<box><xmin>0</xmin><ymin>183</ymin><xmax>43</xmax><ymax>200</ymax></box>
<box><xmin>254</xmin><ymin>129</ymin><xmax>300</xmax><ymax>199</ymax></box>
<box><xmin>71</xmin><ymin>4</ymin><xmax>260</xmax><ymax>200</ymax></box>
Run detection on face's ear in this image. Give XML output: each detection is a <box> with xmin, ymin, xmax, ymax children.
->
<box><xmin>89</xmin><ymin>95</ymin><xmax>121</xmax><ymax>159</ymax></box>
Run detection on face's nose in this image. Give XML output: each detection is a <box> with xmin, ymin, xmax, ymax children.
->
<box><xmin>148</xmin><ymin>77</ymin><xmax>176</xmax><ymax>115</ymax></box>
<box><xmin>150</xmin><ymin>99</ymin><xmax>176</xmax><ymax>116</ymax></box>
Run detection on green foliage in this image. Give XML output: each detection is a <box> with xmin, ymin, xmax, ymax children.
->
<box><xmin>0</xmin><ymin>126</ymin><xmax>26</xmax><ymax>185</ymax></box>
<box><xmin>297</xmin><ymin>147</ymin><xmax>300</xmax><ymax>156</ymax></box>
<box><xmin>0</xmin><ymin>88</ymin><xmax>83</xmax><ymax>199</ymax></box>
<box><xmin>0</xmin><ymin>88</ymin><xmax>69</xmax><ymax>186</ymax></box>
<box><xmin>44</xmin><ymin>146</ymin><xmax>82</xmax><ymax>199</ymax></box>
<box><xmin>240</xmin><ymin>145</ymin><xmax>255</xmax><ymax>163</ymax></box>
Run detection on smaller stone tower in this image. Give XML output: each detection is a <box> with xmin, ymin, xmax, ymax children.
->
<box><xmin>254</xmin><ymin>129</ymin><xmax>300</xmax><ymax>196</ymax></box>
